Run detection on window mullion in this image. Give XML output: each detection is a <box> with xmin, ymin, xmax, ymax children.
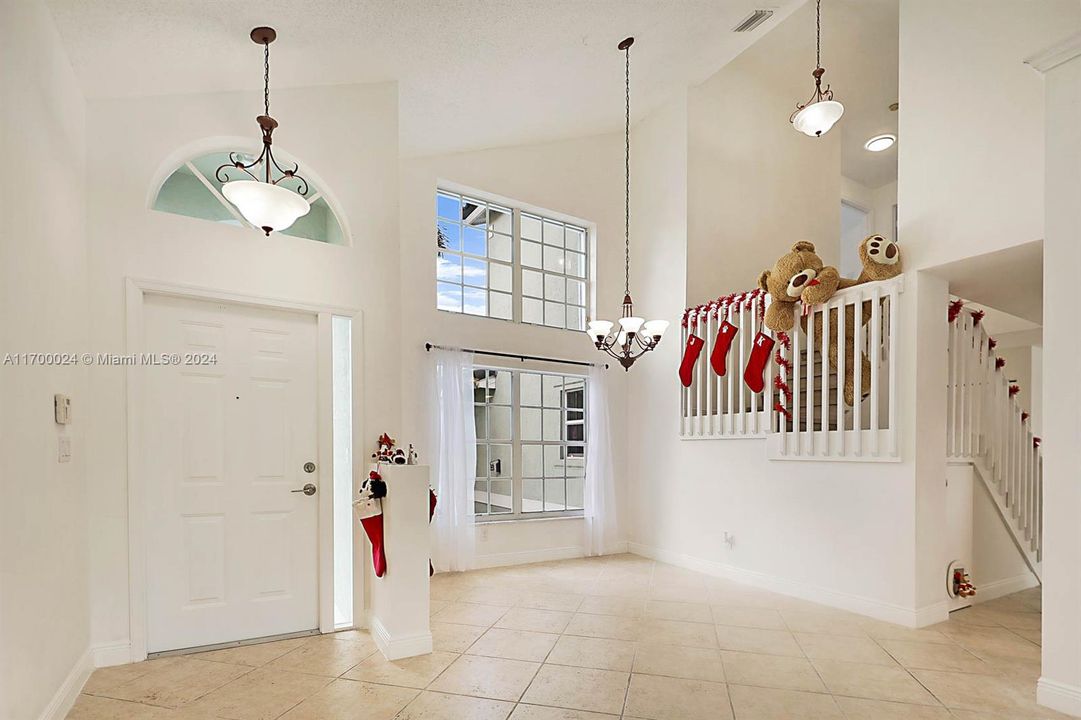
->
<box><xmin>511</xmin><ymin>370</ymin><xmax>522</xmax><ymax>517</ymax></box>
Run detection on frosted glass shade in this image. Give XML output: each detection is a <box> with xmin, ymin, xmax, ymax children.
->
<box><xmin>618</xmin><ymin>316</ymin><xmax>645</xmax><ymax>335</ymax></box>
<box><xmin>222</xmin><ymin>180</ymin><xmax>311</xmax><ymax>235</ymax></box>
<box><xmin>792</xmin><ymin>100</ymin><xmax>844</xmax><ymax>137</ymax></box>
<box><xmin>587</xmin><ymin>320</ymin><xmax>614</xmax><ymax>342</ymax></box>
<box><xmin>643</xmin><ymin>320</ymin><xmax>670</xmax><ymax>339</ymax></box>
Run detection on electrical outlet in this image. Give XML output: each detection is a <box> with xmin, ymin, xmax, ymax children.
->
<box><xmin>723</xmin><ymin>532</ymin><xmax>735</xmax><ymax>549</ymax></box>
<box><xmin>58</xmin><ymin>435</ymin><xmax>71</xmax><ymax>463</ymax></box>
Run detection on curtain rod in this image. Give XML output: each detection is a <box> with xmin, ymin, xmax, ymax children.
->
<box><xmin>425</xmin><ymin>342</ymin><xmax>607</xmax><ymax>369</ymax></box>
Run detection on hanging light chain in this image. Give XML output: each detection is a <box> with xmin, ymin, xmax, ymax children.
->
<box><xmin>624</xmin><ymin>40</ymin><xmax>631</xmax><ymax>298</ymax></box>
<box><xmin>816</xmin><ymin>0</ymin><xmax>822</xmax><ymax>70</ymax></box>
<box><xmin>263</xmin><ymin>39</ymin><xmax>271</xmax><ymax>117</ymax></box>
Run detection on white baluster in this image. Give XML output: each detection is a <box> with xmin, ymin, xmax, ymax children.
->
<box><xmin>703</xmin><ymin>309</ymin><xmax>712</xmax><ymax>436</ymax></box>
<box><xmin>751</xmin><ymin>297</ymin><xmax>760</xmax><ymax>435</ymax></box>
<box><xmin>869</xmin><ymin>286</ymin><xmax>880</xmax><ymax>456</ymax></box>
<box><xmin>806</xmin><ymin>304</ymin><xmax>815</xmax><ymax>455</ymax></box>
<box><xmin>837</xmin><ymin>296</ymin><xmax>846</xmax><ymax>457</ymax></box>
<box><xmin>850</xmin><ymin>291</ymin><xmax>860</xmax><ymax>456</ymax></box>
<box><xmin>888</xmin><ymin>288</ymin><xmax>899</xmax><ymax>457</ymax></box>
<box><xmin>793</xmin><ymin>318</ymin><xmax>802</xmax><ymax>456</ymax></box>
<box><xmin>681</xmin><ymin>321</ymin><xmax>688</xmax><ymax>437</ymax></box>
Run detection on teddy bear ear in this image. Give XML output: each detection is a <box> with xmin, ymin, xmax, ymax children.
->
<box><xmin>792</xmin><ymin>241</ymin><xmax>816</xmax><ymax>253</ymax></box>
<box><xmin>758</xmin><ymin>270</ymin><xmax>771</xmax><ymax>292</ymax></box>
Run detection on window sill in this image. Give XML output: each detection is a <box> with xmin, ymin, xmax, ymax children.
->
<box><xmin>475</xmin><ymin>513</ymin><xmax>584</xmax><ymax>526</ymax></box>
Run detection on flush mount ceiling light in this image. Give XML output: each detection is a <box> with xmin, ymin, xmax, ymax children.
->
<box><xmin>864</xmin><ymin>134</ymin><xmax>897</xmax><ymax>152</ymax></box>
<box><xmin>586</xmin><ymin>37</ymin><xmax>669</xmax><ymax>370</ymax></box>
<box><xmin>216</xmin><ymin>27</ymin><xmax>311</xmax><ymax>236</ymax></box>
<box><xmin>790</xmin><ymin>0</ymin><xmax>844</xmax><ymax>137</ymax></box>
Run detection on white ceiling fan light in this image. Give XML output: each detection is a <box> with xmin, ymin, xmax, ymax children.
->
<box><xmin>864</xmin><ymin>134</ymin><xmax>897</xmax><ymax>152</ymax></box>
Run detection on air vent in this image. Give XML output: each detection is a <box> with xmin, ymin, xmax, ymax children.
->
<box><xmin>733</xmin><ymin>9</ymin><xmax>774</xmax><ymax>32</ymax></box>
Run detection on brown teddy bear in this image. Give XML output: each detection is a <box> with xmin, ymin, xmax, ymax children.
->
<box><xmin>758</xmin><ymin>241</ymin><xmax>841</xmax><ymax>332</ymax></box>
<box><xmin>806</xmin><ymin>234</ymin><xmax>903</xmax><ymax>406</ymax></box>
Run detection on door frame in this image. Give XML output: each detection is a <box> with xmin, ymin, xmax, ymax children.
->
<box><xmin>125</xmin><ymin>277</ymin><xmax>363</xmax><ymax>662</ymax></box>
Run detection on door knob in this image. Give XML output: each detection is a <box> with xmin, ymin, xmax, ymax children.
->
<box><xmin>291</xmin><ymin>483</ymin><xmax>317</xmax><ymax>496</ymax></box>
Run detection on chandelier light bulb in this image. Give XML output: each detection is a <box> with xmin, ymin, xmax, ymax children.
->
<box><xmin>642</xmin><ymin>320</ymin><xmax>670</xmax><ymax>340</ymax></box>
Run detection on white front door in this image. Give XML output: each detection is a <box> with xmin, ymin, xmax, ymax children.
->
<box><xmin>143</xmin><ymin>294</ymin><xmax>319</xmax><ymax>653</ymax></box>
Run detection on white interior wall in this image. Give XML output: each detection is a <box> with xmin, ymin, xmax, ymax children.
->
<box><xmin>622</xmin><ymin>6</ymin><xmax>933</xmax><ymax>624</ymax></box>
<box><xmin>686</xmin><ymin>0</ymin><xmax>840</xmax><ymax>304</ymax></box>
<box><xmin>84</xmin><ymin>82</ymin><xmax>401</xmax><ymax>658</ymax></box>
<box><xmin>399</xmin><ymin>133</ymin><xmax>630</xmax><ymax>567</ymax></box>
<box><xmin>898</xmin><ymin>0</ymin><xmax>1080</xmax><ymax>272</ymax></box>
<box><xmin>1036</xmin><ymin>33</ymin><xmax>1081</xmax><ymax>717</ymax></box>
<box><xmin>0</xmin><ymin>2</ymin><xmax>90</xmax><ymax>718</ymax></box>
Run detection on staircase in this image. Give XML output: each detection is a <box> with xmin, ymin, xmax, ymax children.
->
<box><xmin>946</xmin><ymin>306</ymin><xmax>1042</xmax><ymax>581</ymax></box>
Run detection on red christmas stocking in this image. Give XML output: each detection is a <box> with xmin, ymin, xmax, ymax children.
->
<box><xmin>356</xmin><ymin>501</ymin><xmax>386</xmax><ymax>577</ymax></box>
<box><xmin>743</xmin><ymin>331</ymin><xmax>775</xmax><ymax>393</ymax></box>
<box><xmin>679</xmin><ymin>334</ymin><xmax>705</xmax><ymax>387</ymax></box>
<box><xmin>429</xmin><ymin>489</ymin><xmax>437</xmax><ymax>577</ymax></box>
<box><xmin>710</xmin><ymin>321</ymin><xmax>738</xmax><ymax>376</ymax></box>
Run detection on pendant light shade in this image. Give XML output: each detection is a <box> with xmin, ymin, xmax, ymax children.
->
<box><xmin>222</xmin><ymin>180</ymin><xmax>310</xmax><ymax>234</ymax></box>
<box><xmin>792</xmin><ymin>98</ymin><xmax>845</xmax><ymax>137</ymax></box>
<box><xmin>790</xmin><ymin>1</ymin><xmax>843</xmax><ymax>137</ymax></box>
<box><xmin>216</xmin><ymin>27</ymin><xmax>311</xmax><ymax>236</ymax></box>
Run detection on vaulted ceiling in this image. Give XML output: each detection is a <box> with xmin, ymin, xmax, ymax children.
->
<box><xmin>45</xmin><ymin>0</ymin><xmax>804</xmax><ymax>156</ymax></box>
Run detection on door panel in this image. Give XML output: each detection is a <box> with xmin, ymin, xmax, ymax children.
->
<box><xmin>144</xmin><ymin>294</ymin><xmax>319</xmax><ymax>653</ymax></box>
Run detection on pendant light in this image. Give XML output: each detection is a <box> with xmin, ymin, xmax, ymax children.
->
<box><xmin>790</xmin><ymin>0</ymin><xmax>844</xmax><ymax>137</ymax></box>
<box><xmin>216</xmin><ymin>27</ymin><xmax>311</xmax><ymax>235</ymax></box>
<box><xmin>586</xmin><ymin>37</ymin><xmax>669</xmax><ymax>370</ymax></box>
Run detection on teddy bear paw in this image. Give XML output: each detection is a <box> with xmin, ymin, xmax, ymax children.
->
<box><xmin>865</xmin><ymin>235</ymin><xmax>899</xmax><ymax>266</ymax></box>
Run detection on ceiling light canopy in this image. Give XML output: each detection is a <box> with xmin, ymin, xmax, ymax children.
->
<box><xmin>216</xmin><ymin>27</ymin><xmax>311</xmax><ymax>236</ymax></box>
<box><xmin>587</xmin><ymin>37</ymin><xmax>668</xmax><ymax>370</ymax></box>
<box><xmin>790</xmin><ymin>0</ymin><xmax>843</xmax><ymax>137</ymax></box>
<box><xmin>864</xmin><ymin>134</ymin><xmax>897</xmax><ymax>152</ymax></box>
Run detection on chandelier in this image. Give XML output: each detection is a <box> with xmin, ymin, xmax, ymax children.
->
<box><xmin>790</xmin><ymin>0</ymin><xmax>844</xmax><ymax>137</ymax></box>
<box><xmin>586</xmin><ymin>37</ymin><xmax>669</xmax><ymax>370</ymax></box>
<box><xmin>216</xmin><ymin>27</ymin><xmax>311</xmax><ymax>235</ymax></box>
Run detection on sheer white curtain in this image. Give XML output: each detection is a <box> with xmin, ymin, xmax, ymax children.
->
<box><xmin>429</xmin><ymin>349</ymin><xmax>476</xmax><ymax>573</ymax></box>
<box><xmin>584</xmin><ymin>364</ymin><xmax>618</xmax><ymax>556</ymax></box>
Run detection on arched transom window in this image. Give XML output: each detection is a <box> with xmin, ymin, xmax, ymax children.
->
<box><xmin>152</xmin><ymin>151</ymin><xmax>347</xmax><ymax>245</ymax></box>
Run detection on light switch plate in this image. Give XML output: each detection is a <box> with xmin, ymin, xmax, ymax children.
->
<box><xmin>58</xmin><ymin>435</ymin><xmax>71</xmax><ymax>463</ymax></box>
<box><xmin>54</xmin><ymin>394</ymin><xmax>71</xmax><ymax>424</ymax></box>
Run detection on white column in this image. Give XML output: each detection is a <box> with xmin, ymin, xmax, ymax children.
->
<box><xmin>368</xmin><ymin>464</ymin><xmax>433</xmax><ymax>660</ymax></box>
<box><xmin>1030</xmin><ymin>33</ymin><xmax>1081</xmax><ymax>718</ymax></box>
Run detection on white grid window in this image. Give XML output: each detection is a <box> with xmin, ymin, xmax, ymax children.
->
<box><xmin>473</xmin><ymin>367</ymin><xmax>587</xmax><ymax>519</ymax></box>
<box><xmin>437</xmin><ymin>191</ymin><xmax>514</xmax><ymax>319</ymax></box>
<box><xmin>521</xmin><ymin>214</ymin><xmax>588</xmax><ymax>331</ymax></box>
<box><xmin>436</xmin><ymin>189</ymin><xmax>589</xmax><ymax>330</ymax></box>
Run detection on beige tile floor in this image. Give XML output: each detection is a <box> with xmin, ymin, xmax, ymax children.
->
<box><xmin>69</xmin><ymin>555</ymin><xmax>1059</xmax><ymax>720</ymax></box>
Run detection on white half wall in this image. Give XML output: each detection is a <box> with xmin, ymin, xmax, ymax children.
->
<box><xmin>0</xmin><ymin>2</ymin><xmax>90</xmax><ymax>718</ymax></box>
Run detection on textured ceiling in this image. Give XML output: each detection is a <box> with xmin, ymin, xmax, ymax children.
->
<box><xmin>45</xmin><ymin>0</ymin><xmax>804</xmax><ymax>156</ymax></box>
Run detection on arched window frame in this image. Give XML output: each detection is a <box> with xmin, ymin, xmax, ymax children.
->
<box><xmin>148</xmin><ymin>137</ymin><xmax>352</xmax><ymax>246</ymax></box>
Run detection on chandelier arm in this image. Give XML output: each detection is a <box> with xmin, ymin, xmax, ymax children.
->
<box><xmin>215</xmin><ymin>145</ymin><xmax>271</xmax><ymax>184</ymax></box>
<box><xmin>265</xmin><ymin>146</ymin><xmax>310</xmax><ymax>195</ymax></box>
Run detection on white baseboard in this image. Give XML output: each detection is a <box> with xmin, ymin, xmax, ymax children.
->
<box><xmin>92</xmin><ymin>641</ymin><xmax>132</xmax><ymax>668</ymax></box>
<box><xmin>474</xmin><ymin>545</ymin><xmax>586</xmax><ymax>569</ymax></box>
<box><xmin>1038</xmin><ymin>678</ymin><xmax>1081</xmax><ymax>717</ymax></box>
<box><xmin>37</xmin><ymin>648</ymin><xmax>93</xmax><ymax>720</ymax></box>
<box><xmin>972</xmin><ymin>572</ymin><xmax>1040</xmax><ymax>604</ymax></box>
<box><xmin>628</xmin><ymin>542</ymin><xmax>945</xmax><ymax>628</ymax></box>
<box><xmin>370</xmin><ymin>616</ymin><xmax>433</xmax><ymax>661</ymax></box>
